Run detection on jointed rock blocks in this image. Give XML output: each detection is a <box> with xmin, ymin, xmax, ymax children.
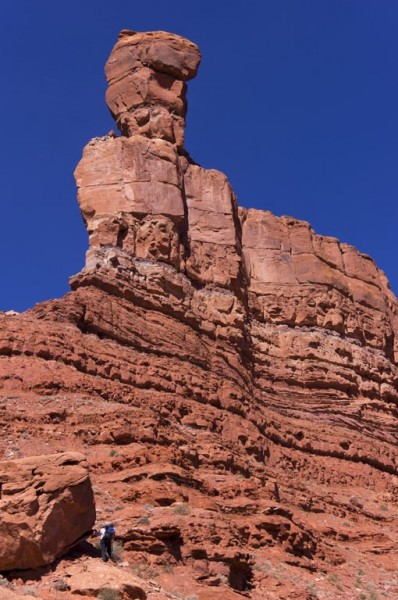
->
<box><xmin>0</xmin><ymin>28</ymin><xmax>398</xmax><ymax>597</ymax></box>
<box><xmin>105</xmin><ymin>30</ymin><xmax>201</xmax><ymax>147</ymax></box>
<box><xmin>70</xmin><ymin>29</ymin><xmax>398</xmax><ymax>414</ymax></box>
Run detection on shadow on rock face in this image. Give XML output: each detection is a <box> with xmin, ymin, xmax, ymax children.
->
<box><xmin>5</xmin><ymin>539</ymin><xmax>100</xmax><ymax>583</ymax></box>
<box><xmin>64</xmin><ymin>539</ymin><xmax>101</xmax><ymax>561</ymax></box>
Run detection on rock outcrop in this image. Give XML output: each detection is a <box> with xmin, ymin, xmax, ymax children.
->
<box><xmin>105</xmin><ymin>30</ymin><xmax>201</xmax><ymax>148</ymax></box>
<box><xmin>0</xmin><ymin>452</ymin><xmax>95</xmax><ymax>571</ymax></box>
<box><xmin>62</xmin><ymin>560</ymin><xmax>147</xmax><ymax>599</ymax></box>
<box><xmin>0</xmin><ymin>29</ymin><xmax>397</xmax><ymax>599</ymax></box>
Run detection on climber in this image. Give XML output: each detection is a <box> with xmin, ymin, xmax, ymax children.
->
<box><xmin>273</xmin><ymin>481</ymin><xmax>280</xmax><ymax>502</ymax></box>
<box><xmin>98</xmin><ymin>523</ymin><xmax>116</xmax><ymax>562</ymax></box>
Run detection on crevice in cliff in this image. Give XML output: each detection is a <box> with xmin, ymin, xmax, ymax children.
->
<box><xmin>177</xmin><ymin>157</ymin><xmax>192</xmax><ymax>268</ymax></box>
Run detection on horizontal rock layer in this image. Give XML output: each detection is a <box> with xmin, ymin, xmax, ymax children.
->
<box><xmin>0</xmin><ymin>28</ymin><xmax>397</xmax><ymax>599</ymax></box>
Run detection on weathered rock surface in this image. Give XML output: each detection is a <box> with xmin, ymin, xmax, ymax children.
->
<box><xmin>0</xmin><ymin>452</ymin><xmax>95</xmax><ymax>571</ymax></box>
<box><xmin>0</xmin><ymin>29</ymin><xmax>398</xmax><ymax>599</ymax></box>
<box><xmin>63</xmin><ymin>559</ymin><xmax>147</xmax><ymax>599</ymax></box>
<box><xmin>105</xmin><ymin>30</ymin><xmax>201</xmax><ymax>147</ymax></box>
<box><xmin>0</xmin><ymin>586</ymin><xmax>23</xmax><ymax>600</ymax></box>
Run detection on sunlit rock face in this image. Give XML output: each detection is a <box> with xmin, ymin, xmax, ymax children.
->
<box><xmin>0</xmin><ymin>29</ymin><xmax>397</xmax><ymax>599</ymax></box>
<box><xmin>0</xmin><ymin>452</ymin><xmax>95</xmax><ymax>571</ymax></box>
<box><xmin>105</xmin><ymin>30</ymin><xmax>201</xmax><ymax>148</ymax></box>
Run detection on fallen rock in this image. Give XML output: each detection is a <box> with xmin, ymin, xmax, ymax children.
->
<box><xmin>0</xmin><ymin>452</ymin><xmax>95</xmax><ymax>571</ymax></box>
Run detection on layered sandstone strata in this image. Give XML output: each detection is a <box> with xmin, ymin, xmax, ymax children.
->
<box><xmin>70</xmin><ymin>29</ymin><xmax>398</xmax><ymax>414</ymax></box>
<box><xmin>0</xmin><ymin>29</ymin><xmax>397</xmax><ymax>599</ymax></box>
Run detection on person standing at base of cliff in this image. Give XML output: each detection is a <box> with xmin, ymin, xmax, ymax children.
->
<box><xmin>99</xmin><ymin>523</ymin><xmax>115</xmax><ymax>562</ymax></box>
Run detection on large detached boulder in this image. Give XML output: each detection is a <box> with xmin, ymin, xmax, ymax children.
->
<box><xmin>0</xmin><ymin>452</ymin><xmax>95</xmax><ymax>571</ymax></box>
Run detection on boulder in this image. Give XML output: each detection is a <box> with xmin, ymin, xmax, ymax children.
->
<box><xmin>0</xmin><ymin>452</ymin><xmax>95</xmax><ymax>571</ymax></box>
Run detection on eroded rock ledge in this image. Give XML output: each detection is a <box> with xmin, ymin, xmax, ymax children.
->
<box><xmin>0</xmin><ymin>29</ymin><xmax>397</xmax><ymax>599</ymax></box>
<box><xmin>66</xmin><ymin>30</ymin><xmax>398</xmax><ymax>412</ymax></box>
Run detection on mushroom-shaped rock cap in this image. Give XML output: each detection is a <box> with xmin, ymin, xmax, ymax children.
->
<box><xmin>105</xmin><ymin>29</ymin><xmax>201</xmax><ymax>84</ymax></box>
<box><xmin>104</xmin><ymin>30</ymin><xmax>201</xmax><ymax>148</ymax></box>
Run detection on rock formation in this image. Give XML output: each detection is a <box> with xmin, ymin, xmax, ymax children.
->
<box><xmin>60</xmin><ymin>560</ymin><xmax>147</xmax><ymax>599</ymax></box>
<box><xmin>105</xmin><ymin>30</ymin><xmax>200</xmax><ymax>148</ymax></box>
<box><xmin>0</xmin><ymin>452</ymin><xmax>95</xmax><ymax>571</ymax></box>
<box><xmin>0</xmin><ymin>29</ymin><xmax>397</xmax><ymax>599</ymax></box>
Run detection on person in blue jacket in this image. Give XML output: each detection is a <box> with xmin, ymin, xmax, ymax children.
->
<box><xmin>99</xmin><ymin>523</ymin><xmax>115</xmax><ymax>562</ymax></box>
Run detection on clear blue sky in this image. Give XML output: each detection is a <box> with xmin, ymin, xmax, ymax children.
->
<box><xmin>1</xmin><ymin>1</ymin><xmax>397</xmax><ymax>311</ymax></box>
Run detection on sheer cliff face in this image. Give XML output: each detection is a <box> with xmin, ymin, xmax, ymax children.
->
<box><xmin>1</xmin><ymin>30</ymin><xmax>398</xmax><ymax>597</ymax></box>
<box><xmin>71</xmin><ymin>28</ymin><xmax>398</xmax><ymax>415</ymax></box>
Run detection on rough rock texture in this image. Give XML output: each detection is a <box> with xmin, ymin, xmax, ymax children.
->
<box><xmin>0</xmin><ymin>29</ymin><xmax>398</xmax><ymax>599</ymax></box>
<box><xmin>0</xmin><ymin>586</ymin><xmax>24</xmax><ymax>600</ymax></box>
<box><xmin>0</xmin><ymin>452</ymin><xmax>95</xmax><ymax>571</ymax></box>
<box><xmin>63</xmin><ymin>560</ymin><xmax>147</xmax><ymax>599</ymax></box>
<box><xmin>105</xmin><ymin>30</ymin><xmax>201</xmax><ymax>148</ymax></box>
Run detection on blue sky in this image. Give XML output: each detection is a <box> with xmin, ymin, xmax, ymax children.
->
<box><xmin>1</xmin><ymin>0</ymin><xmax>397</xmax><ymax>311</ymax></box>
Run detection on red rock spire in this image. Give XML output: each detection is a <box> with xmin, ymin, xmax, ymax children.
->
<box><xmin>104</xmin><ymin>30</ymin><xmax>201</xmax><ymax>149</ymax></box>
